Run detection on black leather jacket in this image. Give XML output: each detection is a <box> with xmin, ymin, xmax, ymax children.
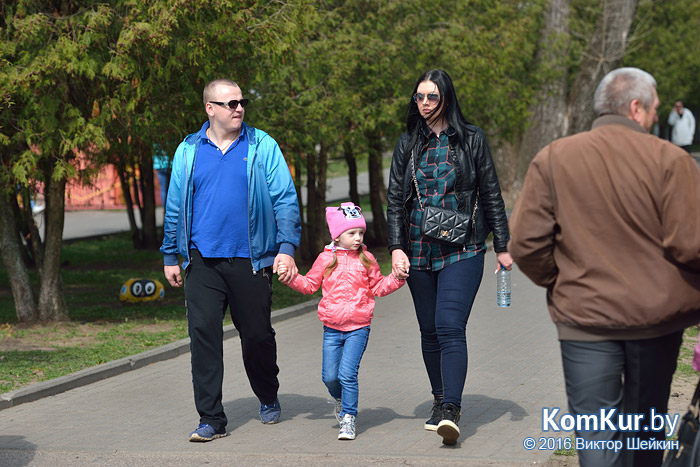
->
<box><xmin>387</xmin><ymin>125</ymin><xmax>510</xmax><ymax>253</ymax></box>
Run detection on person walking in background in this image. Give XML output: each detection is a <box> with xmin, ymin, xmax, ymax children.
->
<box><xmin>509</xmin><ymin>68</ymin><xmax>700</xmax><ymax>467</ymax></box>
<box><xmin>667</xmin><ymin>100</ymin><xmax>696</xmax><ymax>153</ymax></box>
<box><xmin>160</xmin><ymin>78</ymin><xmax>301</xmax><ymax>442</ymax></box>
<box><xmin>280</xmin><ymin>202</ymin><xmax>405</xmax><ymax>440</ymax></box>
<box><xmin>386</xmin><ymin>69</ymin><xmax>512</xmax><ymax>445</ymax></box>
<box><xmin>152</xmin><ymin>143</ymin><xmax>171</xmax><ymax>206</ymax></box>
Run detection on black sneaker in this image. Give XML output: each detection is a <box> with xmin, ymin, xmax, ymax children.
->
<box><xmin>437</xmin><ymin>403</ymin><xmax>461</xmax><ymax>445</ymax></box>
<box><xmin>424</xmin><ymin>396</ymin><xmax>443</xmax><ymax>431</ymax></box>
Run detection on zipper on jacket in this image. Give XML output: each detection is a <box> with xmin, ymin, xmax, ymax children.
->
<box><xmin>247</xmin><ymin>128</ymin><xmax>257</xmax><ymax>276</ymax></box>
<box><xmin>184</xmin><ymin>134</ymin><xmax>200</xmax><ymax>268</ymax></box>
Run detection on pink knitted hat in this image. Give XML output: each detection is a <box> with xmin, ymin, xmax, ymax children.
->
<box><xmin>326</xmin><ymin>203</ymin><xmax>366</xmax><ymax>240</ymax></box>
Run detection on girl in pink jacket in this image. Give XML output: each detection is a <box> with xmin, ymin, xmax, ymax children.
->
<box><xmin>279</xmin><ymin>202</ymin><xmax>405</xmax><ymax>440</ymax></box>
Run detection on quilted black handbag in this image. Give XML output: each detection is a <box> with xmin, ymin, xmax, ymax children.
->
<box><xmin>662</xmin><ymin>378</ymin><xmax>700</xmax><ymax>466</ymax></box>
<box><xmin>420</xmin><ymin>205</ymin><xmax>473</xmax><ymax>245</ymax></box>
<box><xmin>411</xmin><ymin>150</ymin><xmax>477</xmax><ymax>246</ymax></box>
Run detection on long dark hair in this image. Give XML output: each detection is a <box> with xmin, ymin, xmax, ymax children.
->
<box><xmin>406</xmin><ymin>69</ymin><xmax>472</xmax><ymax>150</ymax></box>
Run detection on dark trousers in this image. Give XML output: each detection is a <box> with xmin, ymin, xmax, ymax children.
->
<box><xmin>406</xmin><ymin>252</ymin><xmax>484</xmax><ymax>407</ymax></box>
<box><xmin>560</xmin><ymin>330</ymin><xmax>683</xmax><ymax>467</ymax></box>
<box><xmin>184</xmin><ymin>250</ymin><xmax>279</xmax><ymax>431</ymax></box>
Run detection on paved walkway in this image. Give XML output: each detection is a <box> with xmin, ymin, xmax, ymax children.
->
<box><xmin>0</xmin><ymin>252</ymin><xmax>566</xmax><ymax>466</ymax></box>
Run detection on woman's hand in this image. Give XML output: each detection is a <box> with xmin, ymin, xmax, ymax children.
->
<box><xmin>495</xmin><ymin>251</ymin><xmax>513</xmax><ymax>273</ymax></box>
<box><xmin>392</xmin><ymin>249</ymin><xmax>410</xmax><ymax>280</ymax></box>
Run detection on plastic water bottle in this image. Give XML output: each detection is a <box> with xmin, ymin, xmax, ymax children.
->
<box><xmin>496</xmin><ymin>267</ymin><xmax>511</xmax><ymax>307</ymax></box>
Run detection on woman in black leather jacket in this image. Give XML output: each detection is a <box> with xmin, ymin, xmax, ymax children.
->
<box><xmin>386</xmin><ymin>69</ymin><xmax>512</xmax><ymax>445</ymax></box>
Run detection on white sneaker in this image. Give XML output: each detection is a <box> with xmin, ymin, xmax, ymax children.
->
<box><xmin>338</xmin><ymin>414</ymin><xmax>356</xmax><ymax>440</ymax></box>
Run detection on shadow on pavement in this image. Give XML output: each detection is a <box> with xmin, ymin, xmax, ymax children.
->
<box><xmin>0</xmin><ymin>435</ymin><xmax>36</xmax><ymax>466</ymax></box>
<box><xmin>223</xmin><ymin>394</ymin><xmax>420</xmax><ymax>435</ymax></box>
<box><xmin>411</xmin><ymin>394</ymin><xmax>527</xmax><ymax>449</ymax></box>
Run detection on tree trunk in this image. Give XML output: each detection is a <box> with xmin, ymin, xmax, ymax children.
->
<box><xmin>568</xmin><ymin>0</ymin><xmax>639</xmax><ymax>134</ymax></box>
<box><xmin>37</xmin><ymin>166</ymin><xmax>69</xmax><ymax>321</ymax></box>
<box><xmin>293</xmin><ymin>151</ymin><xmax>310</xmax><ymax>262</ymax></box>
<box><xmin>317</xmin><ymin>140</ymin><xmax>329</xmax><ymax>222</ymax></box>
<box><xmin>137</xmin><ymin>143</ymin><xmax>158</xmax><ymax>250</ymax></box>
<box><xmin>366</xmin><ymin>130</ymin><xmax>388</xmax><ymax>246</ymax></box>
<box><xmin>0</xmin><ymin>191</ymin><xmax>38</xmax><ymax>322</ymax></box>
<box><xmin>517</xmin><ymin>0</ymin><xmax>570</xmax><ymax>181</ymax></box>
<box><xmin>19</xmin><ymin>187</ymin><xmax>44</xmax><ymax>277</ymax></box>
<box><xmin>304</xmin><ymin>143</ymin><xmax>329</xmax><ymax>257</ymax></box>
<box><xmin>491</xmin><ymin>139</ymin><xmax>522</xmax><ymax>207</ymax></box>
<box><xmin>343</xmin><ymin>142</ymin><xmax>360</xmax><ymax>206</ymax></box>
<box><xmin>516</xmin><ymin>0</ymin><xmax>639</xmax><ymax>196</ymax></box>
<box><xmin>9</xmin><ymin>192</ymin><xmax>38</xmax><ymax>270</ymax></box>
<box><xmin>116</xmin><ymin>157</ymin><xmax>142</xmax><ymax>248</ymax></box>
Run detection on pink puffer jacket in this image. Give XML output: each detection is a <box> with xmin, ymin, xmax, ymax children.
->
<box><xmin>287</xmin><ymin>246</ymin><xmax>405</xmax><ymax>331</ymax></box>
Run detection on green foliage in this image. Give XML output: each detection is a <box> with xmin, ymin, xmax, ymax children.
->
<box><xmin>1</xmin><ymin>1</ymin><xmax>114</xmax><ymax>189</ymax></box>
<box><xmin>1</xmin><ymin>0</ymin><xmax>695</xmax><ymax>191</ymax></box>
<box><xmin>415</xmin><ymin>1</ymin><xmax>545</xmax><ymax>140</ymax></box>
<box><xmin>624</xmin><ymin>0</ymin><xmax>700</xmax><ymax>117</ymax></box>
<box><xmin>250</xmin><ymin>0</ymin><xmax>546</xmax><ymax>167</ymax></box>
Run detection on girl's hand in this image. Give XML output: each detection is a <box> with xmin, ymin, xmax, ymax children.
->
<box><xmin>392</xmin><ymin>249</ymin><xmax>410</xmax><ymax>280</ymax></box>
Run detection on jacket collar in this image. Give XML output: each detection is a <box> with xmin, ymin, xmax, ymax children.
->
<box><xmin>323</xmin><ymin>244</ymin><xmax>364</xmax><ymax>254</ymax></box>
<box><xmin>592</xmin><ymin>115</ymin><xmax>647</xmax><ymax>134</ymax></box>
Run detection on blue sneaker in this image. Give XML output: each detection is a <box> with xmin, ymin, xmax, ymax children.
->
<box><xmin>188</xmin><ymin>423</ymin><xmax>227</xmax><ymax>442</ymax></box>
<box><xmin>259</xmin><ymin>398</ymin><xmax>281</xmax><ymax>424</ymax></box>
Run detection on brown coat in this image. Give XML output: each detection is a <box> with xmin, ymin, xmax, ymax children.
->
<box><xmin>509</xmin><ymin>115</ymin><xmax>700</xmax><ymax>340</ymax></box>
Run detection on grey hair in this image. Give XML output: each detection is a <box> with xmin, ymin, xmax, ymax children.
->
<box><xmin>203</xmin><ymin>79</ymin><xmax>240</xmax><ymax>105</ymax></box>
<box><xmin>593</xmin><ymin>68</ymin><xmax>657</xmax><ymax>117</ymax></box>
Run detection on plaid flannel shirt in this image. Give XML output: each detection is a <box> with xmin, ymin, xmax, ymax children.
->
<box><xmin>409</xmin><ymin>124</ymin><xmax>485</xmax><ymax>271</ymax></box>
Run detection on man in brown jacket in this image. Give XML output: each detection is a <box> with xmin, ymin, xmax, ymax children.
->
<box><xmin>509</xmin><ymin>67</ymin><xmax>700</xmax><ymax>467</ymax></box>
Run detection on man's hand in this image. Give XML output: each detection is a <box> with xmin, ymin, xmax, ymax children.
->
<box><xmin>164</xmin><ymin>265</ymin><xmax>183</xmax><ymax>287</ymax></box>
<box><xmin>273</xmin><ymin>253</ymin><xmax>297</xmax><ymax>283</ymax></box>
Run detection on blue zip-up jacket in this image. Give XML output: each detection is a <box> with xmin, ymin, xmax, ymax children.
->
<box><xmin>160</xmin><ymin>122</ymin><xmax>301</xmax><ymax>272</ymax></box>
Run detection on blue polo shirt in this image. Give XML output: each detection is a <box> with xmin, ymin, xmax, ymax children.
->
<box><xmin>190</xmin><ymin>121</ymin><xmax>250</xmax><ymax>258</ymax></box>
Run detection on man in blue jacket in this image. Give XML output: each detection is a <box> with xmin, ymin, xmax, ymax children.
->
<box><xmin>160</xmin><ymin>78</ymin><xmax>301</xmax><ymax>442</ymax></box>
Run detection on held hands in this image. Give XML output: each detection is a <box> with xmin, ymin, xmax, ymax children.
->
<box><xmin>391</xmin><ymin>249</ymin><xmax>410</xmax><ymax>280</ymax></box>
<box><xmin>274</xmin><ymin>253</ymin><xmax>297</xmax><ymax>283</ymax></box>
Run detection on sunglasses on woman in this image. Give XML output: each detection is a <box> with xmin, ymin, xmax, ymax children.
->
<box><xmin>209</xmin><ymin>99</ymin><xmax>249</xmax><ymax>110</ymax></box>
<box><xmin>413</xmin><ymin>93</ymin><xmax>440</xmax><ymax>103</ymax></box>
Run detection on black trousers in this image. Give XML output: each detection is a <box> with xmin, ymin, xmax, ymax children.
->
<box><xmin>560</xmin><ymin>330</ymin><xmax>683</xmax><ymax>467</ymax></box>
<box><xmin>184</xmin><ymin>250</ymin><xmax>279</xmax><ymax>431</ymax></box>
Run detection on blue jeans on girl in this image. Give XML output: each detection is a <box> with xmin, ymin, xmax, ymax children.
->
<box><xmin>406</xmin><ymin>251</ymin><xmax>484</xmax><ymax>407</ymax></box>
<box><xmin>322</xmin><ymin>326</ymin><xmax>370</xmax><ymax>416</ymax></box>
